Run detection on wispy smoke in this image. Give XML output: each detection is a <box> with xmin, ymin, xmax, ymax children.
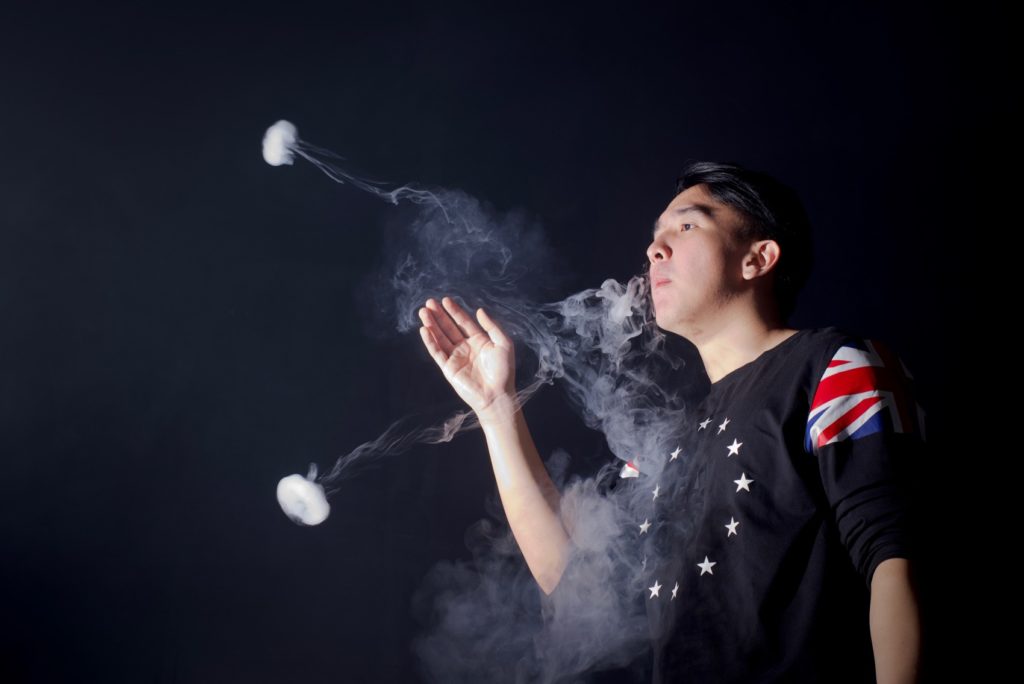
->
<box><xmin>263</xmin><ymin>121</ymin><xmax>704</xmax><ymax>681</ymax></box>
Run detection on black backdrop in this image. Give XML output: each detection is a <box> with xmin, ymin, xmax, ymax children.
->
<box><xmin>0</xmin><ymin>1</ymin><xmax>1003</xmax><ymax>681</ymax></box>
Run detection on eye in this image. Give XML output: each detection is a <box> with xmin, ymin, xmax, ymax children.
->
<box><xmin>681</xmin><ymin>223</ymin><xmax>694</xmax><ymax>232</ymax></box>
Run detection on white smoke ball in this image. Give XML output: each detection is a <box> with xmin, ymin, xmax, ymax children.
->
<box><xmin>276</xmin><ymin>473</ymin><xmax>330</xmax><ymax>525</ymax></box>
<box><xmin>262</xmin><ymin>119</ymin><xmax>299</xmax><ymax>166</ymax></box>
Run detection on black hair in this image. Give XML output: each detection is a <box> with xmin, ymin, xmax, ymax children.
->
<box><xmin>673</xmin><ymin>160</ymin><xmax>813</xmax><ymax>323</ymax></box>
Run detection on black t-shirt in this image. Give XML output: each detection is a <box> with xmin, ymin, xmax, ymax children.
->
<box><xmin>555</xmin><ymin>326</ymin><xmax>926</xmax><ymax>683</ymax></box>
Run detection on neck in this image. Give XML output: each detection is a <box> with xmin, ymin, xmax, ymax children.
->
<box><xmin>682</xmin><ymin>308</ymin><xmax>798</xmax><ymax>384</ymax></box>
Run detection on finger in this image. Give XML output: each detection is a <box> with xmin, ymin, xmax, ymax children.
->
<box><xmin>421</xmin><ymin>302</ymin><xmax>457</xmax><ymax>350</ymax></box>
<box><xmin>441</xmin><ymin>296</ymin><xmax>485</xmax><ymax>338</ymax></box>
<box><xmin>419</xmin><ymin>305</ymin><xmax>456</xmax><ymax>355</ymax></box>
<box><xmin>476</xmin><ymin>306</ymin><xmax>512</xmax><ymax>348</ymax></box>
<box><xmin>425</xmin><ymin>298</ymin><xmax>466</xmax><ymax>346</ymax></box>
<box><xmin>419</xmin><ymin>325</ymin><xmax>451</xmax><ymax>368</ymax></box>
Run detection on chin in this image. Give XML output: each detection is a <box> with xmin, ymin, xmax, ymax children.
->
<box><xmin>652</xmin><ymin>309</ymin><xmax>677</xmax><ymax>333</ymax></box>
<box><xmin>653</xmin><ymin>307</ymin><xmax>690</xmax><ymax>337</ymax></box>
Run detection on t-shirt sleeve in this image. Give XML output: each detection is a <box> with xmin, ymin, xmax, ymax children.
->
<box><xmin>805</xmin><ymin>336</ymin><xmax>927</xmax><ymax>587</ymax></box>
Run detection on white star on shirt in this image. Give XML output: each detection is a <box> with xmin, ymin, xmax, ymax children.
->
<box><xmin>639</xmin><ymin>518</ymin><xmax>651</xmax><ymax>534</ymax></box>
<box><xmin>717</xmin><ymin>417</ymin><xmax>730</xmax><ymax>434</ymax></box>
<box><xmin>669</xmin><ymin>446</ymin><xmax>681</xmax><ymax>461</ymax></box>
<box><xmin>697</xmin><ymin>556</ymin><xmax>716</xmax><ymax>576</ymax></box>
<box><xmin>726</xmin><ymin>439</ymin><xmax>742</xmax><ymax>457</ymax></box>
<box><xmin>699</xmin><ymin>417</ymin><xmax>712</xmax><ymax>431</ymax></box>
<box><xmin>734</xmin><ymin>473</ymin><xmax>754</xmax><ymax>492</ymax></box>
<box><xmin>652</xmin><ymin>483</ymin><xmax>660</xmax><ymax>501</ymax></box>
<box><xmin>649</xmin><ymin>580</ymin><xmax>662</xmax><ymax>599</ymax></box>
<box><xmin>725</xmin><ymin>517</ymin><xmax>739</xmax><ymax>536</ymax></box>
<box><xmin>671</xmin><ymin>582</ymin><xmax>679</xmax><ymax>600</ymax></box>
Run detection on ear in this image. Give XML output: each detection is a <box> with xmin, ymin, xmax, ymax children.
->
<box><xmin>741</xmin><ymin>239</ymin><xmax>781</xmax><ymax>282</ymax></box>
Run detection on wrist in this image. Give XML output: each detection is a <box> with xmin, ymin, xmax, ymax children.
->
<box><xmin>476</xmin><ymin>393</ymin><xmax>519</xmax><ymax>428</ymax></box>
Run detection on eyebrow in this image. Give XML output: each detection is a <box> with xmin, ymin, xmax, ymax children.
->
<box><xmin>651</xmin><ymin>203</ymin><xmax>717</xmax><ymax>238</ymax></box>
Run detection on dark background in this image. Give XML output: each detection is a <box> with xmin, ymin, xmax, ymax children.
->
<box><xmin>0</xmin><ymin>1</ymin><xmax>1002</xmax><ymax>682</ymax></box>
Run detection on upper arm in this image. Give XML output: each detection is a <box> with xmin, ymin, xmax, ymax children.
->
<box><xmin>805</xmin><ymin>337</ymin><xmax>926</xmax><ymax>586</ymax></box>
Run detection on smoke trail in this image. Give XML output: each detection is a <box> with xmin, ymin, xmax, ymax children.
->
<box><xmin>262</xmin><ymin>119</ymin><xmax>450</xmax><ymax>217</ymax></box>
<box><xmin>263</xmin><ymin>121</ymin><xmax>704</xmax><ymax>681</ymax></box>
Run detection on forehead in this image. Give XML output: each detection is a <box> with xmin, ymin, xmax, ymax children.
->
<box><xmin>652</xmin><ymin>183</ymin><xmax>739</xmax><ymax>239</ymax></box>
<box><xmin>664</xmin><ymin>183</ymin><xmax>721</xmax><ymax>215</ymax></box>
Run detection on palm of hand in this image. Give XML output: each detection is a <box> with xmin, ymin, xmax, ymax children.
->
<box><xmin>444</xmin><ymin>333</ymin><xmax>510</xmax><ymax>410</ymax></box>
<box><xmin>418</xmin><ymin>296</ymin><xmax>515</xmax><ymax>415</ymax></box>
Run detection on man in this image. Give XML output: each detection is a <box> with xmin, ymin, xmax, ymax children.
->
<box><xmin>417</xmin><ymin>161</ymin><xmax>923</xmax><ymax>683</ymax></box>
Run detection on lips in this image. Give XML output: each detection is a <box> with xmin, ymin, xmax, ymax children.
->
<box><xmin>650</xmin><ymin>268</ymin><xmax>671</xmax><ymax>288</ymax></box>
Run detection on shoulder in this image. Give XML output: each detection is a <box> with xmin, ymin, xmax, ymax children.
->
<box><xmin>803</xmin><ymin>326</ymin><xmax>925</xmax><ymax>452</ymax></box>
<box><xmin>791</xmin><ymin>325</ymin><xmax>909</xmax><ymax>378</ymax></box>
<box><xmin>804</xmin><ymin>326</ymin><xmax>916</xmax><ymax>386</ymax></box>
<box><xmin>794</xmin><ymin>325</ymin><xmax>860</xmax><ymax>356</ymax></box>
<box><xmin>769</xmin><ymin>326</ymin><xmax>861</xmax><ymax>384</ymax></box>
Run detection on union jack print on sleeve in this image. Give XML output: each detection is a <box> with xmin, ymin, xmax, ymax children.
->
<box><xmin>805</xmin><ymin>338</ymin><xmax>925</xmax><ymax>455</ymax></box>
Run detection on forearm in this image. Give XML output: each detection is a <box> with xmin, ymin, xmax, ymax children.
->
<box><xmin>478</xmin><ymin>395</ymin><xmax>570</xmax><ymax>596</ymax></box>
<box><xmin>869</xmin><ymin>557</ymin><xmax>921</xmax><ymax>684</ymax></box>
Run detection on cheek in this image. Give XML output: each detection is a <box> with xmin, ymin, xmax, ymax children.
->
<box><xmin>680</xmin><ymin>247</ymin><xmax>718</xmax><ymax>283</ymax></box>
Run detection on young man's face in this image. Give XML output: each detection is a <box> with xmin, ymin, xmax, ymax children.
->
<box><xmin>646</xmin><ymin>183</ymin><xmax>749</xmax><ymax>337</ymax></box>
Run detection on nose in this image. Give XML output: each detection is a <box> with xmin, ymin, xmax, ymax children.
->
<box><xmin>647</xmin><ymin>237</ymin><xmax>670</xmax><ymax>263</ymax></box>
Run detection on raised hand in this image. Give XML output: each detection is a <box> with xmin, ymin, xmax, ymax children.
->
<box><xmin>418</xmin><ymin>296</ymin><xmax>516</xmax><ymax>417</ymax></box>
